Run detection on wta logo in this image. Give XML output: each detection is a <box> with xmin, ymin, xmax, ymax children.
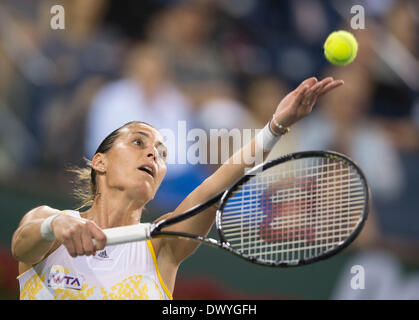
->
<box><xmin>48</xmin><ymin>265</ymin><xmax>85</xmax><ymax>290</ymax></box>
<box><xmin>259</xmin><ymin>177</ymin><xmax>317</xmax><ymax>243</ymax></box>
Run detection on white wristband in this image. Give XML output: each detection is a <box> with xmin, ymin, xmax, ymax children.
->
<box><xmin>255</xmin><ymin>121</ymin><xmax>282</xmax><ymax>151</ymax></box>
<box><xmin>40</xmin><ymin>214</ymin><xmax>60</xmax><ymax>241</ymax></box>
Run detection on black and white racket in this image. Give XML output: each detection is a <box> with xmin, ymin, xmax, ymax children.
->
<box><xmin>98</xmin><ymin>151</ymin><xmax>370</xmax><ymax>267</ymax></box>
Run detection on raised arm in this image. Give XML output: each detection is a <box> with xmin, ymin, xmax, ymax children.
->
<box><xmin>157</xmin><ymin>76</ymin><xmax>344</xmax><ymax>265</ymax></box>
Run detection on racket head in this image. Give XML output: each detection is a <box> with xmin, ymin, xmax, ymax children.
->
<box><xmin>216</xmin><ymin>150</ymin><xmax>370</xmax><ymax>267</ymax></box>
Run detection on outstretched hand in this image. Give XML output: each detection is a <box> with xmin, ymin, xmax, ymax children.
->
<box><xmin>270</xmin><ymin>77</ymin><xmax>344</xmax><ymax>132</ymax></box>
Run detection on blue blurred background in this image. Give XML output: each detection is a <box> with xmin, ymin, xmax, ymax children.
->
<box><xmin>0</xmin><ymin>0</ymin><xmax>418</xmax><ymax>299</ymax></box>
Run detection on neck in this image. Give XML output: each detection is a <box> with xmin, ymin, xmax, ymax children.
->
<box><xmin>82</xmin><ymin>188</ymin><xmax>147</xmax><ymax>229</ymax></box>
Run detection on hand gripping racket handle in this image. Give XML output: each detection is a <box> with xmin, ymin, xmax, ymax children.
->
<box><xmin>93</xmin><ymin>223</ymin><xmax>152</xmax><ymax>247</ymax></box>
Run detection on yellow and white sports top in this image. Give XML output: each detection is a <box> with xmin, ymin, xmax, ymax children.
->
<box><xmin>17</xmin><ymin>210</ymin><xmax>172</xmax><ymax>300</ymax></box>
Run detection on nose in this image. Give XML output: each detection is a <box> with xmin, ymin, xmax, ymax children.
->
<box><xmin>146</xmin><ymin>146</ymin><xmax>157</xmax><ymax>160</ymax></box>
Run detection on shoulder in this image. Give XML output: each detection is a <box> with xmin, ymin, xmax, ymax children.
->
<box><xmin>17</xmin><ymin>206</ymin><xmax>64</xmax><ymax>275</ymax></box>
<box><xmin>18</xmin><ymin>206</ymin><xmax>62</xmax><ymax>227</ymax></box>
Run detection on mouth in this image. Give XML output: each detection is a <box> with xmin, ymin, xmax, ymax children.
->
<box><xmin>138</xmin><ymin>165</ymin><xmax>155</xmax><ymax>178</ymax></box>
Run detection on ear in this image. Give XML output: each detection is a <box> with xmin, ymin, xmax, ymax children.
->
<box><xmin>92</xmin><ymin>153</ymin><xmax>106</xmax><ymax>174</ymax></box>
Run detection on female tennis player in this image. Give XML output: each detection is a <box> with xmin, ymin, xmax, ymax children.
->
<box><xmin>11</xmin><ymin>76</ymin><xmax>343</xmax><ymax>300</ymax></box>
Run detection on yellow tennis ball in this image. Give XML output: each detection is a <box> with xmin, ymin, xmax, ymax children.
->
<box><xmin>323</xmin><ymin>30</ymin><xmax>358</xmax><ymax>66</ymax></box>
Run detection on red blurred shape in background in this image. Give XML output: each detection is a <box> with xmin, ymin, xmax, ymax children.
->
<box><xmin>0</xmin><ymin>245</ymin><xmax>19</xmax><ymax>299</ymax></box>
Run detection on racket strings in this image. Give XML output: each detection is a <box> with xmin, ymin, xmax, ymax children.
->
<box><xmin>220</xmin><ymin>156</ymin><xmax>366</xmax><ymax>264</ymax></box>
<box><xmin>222</xmin><ymin>187</ymin><xmax>364</xmax><ymax>213</ymax></box>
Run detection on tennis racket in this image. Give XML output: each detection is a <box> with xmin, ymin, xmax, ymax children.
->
<box><xmin>97</xmin><ymin>150</ymin><xmax>370</xmax><ymax>267</ymax></box>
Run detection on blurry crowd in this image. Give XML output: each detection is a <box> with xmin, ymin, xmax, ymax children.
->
<box><xmin>0</xmin><ymin>0</ymin><xmax>419</xmax><ymax>297</ymax></box>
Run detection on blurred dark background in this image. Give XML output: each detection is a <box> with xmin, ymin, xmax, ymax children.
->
<box><xmin>0</xmin><ymin>0</ymin><xmax>418</xmax><ymax>299</ymax></box>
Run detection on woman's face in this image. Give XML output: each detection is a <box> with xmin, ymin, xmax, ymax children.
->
<box><xmin>100</xmin><ymin>123</ymin><xmax>168</xmax><ymax>202</ymax></box>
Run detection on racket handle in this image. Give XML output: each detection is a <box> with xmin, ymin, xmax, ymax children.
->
<box><xmin>94</xmin><ymin>223</ymin><xmax>152</xmax><ymax>247</ymax></box>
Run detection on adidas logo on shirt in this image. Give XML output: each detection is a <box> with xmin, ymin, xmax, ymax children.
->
<box><xmin>95</xmin><ymin>250</ymin><xmax>109</xmax><ymax>259</ymax></box>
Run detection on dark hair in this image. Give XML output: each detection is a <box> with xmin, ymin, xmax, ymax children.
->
<box><xmin>70</xmin><ymin>121</ymin><xmax>154</xmax><ymax>209</ymax></box>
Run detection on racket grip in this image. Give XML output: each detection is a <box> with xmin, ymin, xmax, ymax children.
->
<box><xmin>93</xmin><ymin>223</ymin><xmax>152</xmax><ymax>247</ymax></box>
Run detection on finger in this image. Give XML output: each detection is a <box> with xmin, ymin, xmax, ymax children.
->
<box><xmin>72</xmin><ymin>230</ymin><xmax>84</xmax><ymax>256</ymax></box>
<box><xmin>319</xmin><ymin>76</ymin><xmax>334</xmax><ymax>84</ymax></box>
<box><xmin>307</xmin><ymin>80</ymin><xmax>328</xmax><ymax>96</ymax></box>
<box><xmin>318</xmin><ymin>80</ymin><xmax>344</xmax><ymax>96</ymax></box>
<box><xmin>312</xmin><ymin>77</ymin><xmax>333</xmax><ymax>91</ymax></box>
<box><xmin>62</xmin><ymin>234</ymin><xmax>77</xmax><ymax>258</ymax></box>
<box><xmin>87</xmin><ymin>221</ymin><xmax>107</xmax><ymax>251</ymax></box>
<box><xmin>303</xmin><ymin>78</ymin><xmax>334</xmax><ymax>105</ymax></box>
<box><xmin>294</xmin><ymin>85</ymin><xmax>309</xmax><ymax>105</ymax></box>
<box><xmin>81</xmin><ymin>227</ymin><xmax>95</xmax><ymax>256</ymax></box>
<box><xmin>313</xmin><ymin>78</ymin><xmax>334</xmax><ymax>96</ymax></box>
<box><xmin>301</xmin><ymin>81</ymin><xmax>324</xmax><ymax>105</ymax></box>
<box><xmin>318</xmin><ymin>77</ymin><xmax>334</xmax><ymax>88</ymax></box>
<box><xmin>298</xmin><ymin>77</ymin><xmax>318</xmax><ymax>90</ymax></box>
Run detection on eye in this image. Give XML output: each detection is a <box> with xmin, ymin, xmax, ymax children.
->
<box><xmin>133</xmin><ymin>138</ymin><xmax>144</xmax><ymax>147</ymax></box>
<box><xmin>157</xmin><ymin>145</ymin><xmax>168</xmax><ymax>160</ymax></box>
